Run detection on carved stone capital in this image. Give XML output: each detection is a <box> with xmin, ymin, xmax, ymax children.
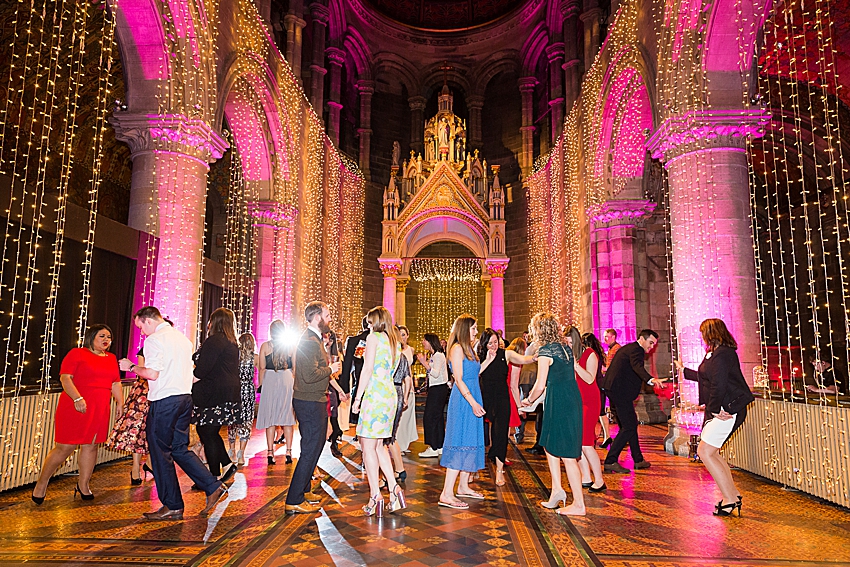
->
<box><xmin>356</xmin><ymin>80</ymin><xmax>375</xmax><ymax>95</ymax></box>
<box><xmin>379</xmin><ymin>259</ymin><xmax>403</xmax><ymax>278</ymax></box>
<box><xmin>647</xmin><ymin>109</ymin><xmax>770</xmax><ymax>163</ymax></box>
<box><xmin>326</xmin><ymin>47</ymin><xmax>346</xmax><ymax>67</ymax></box>
<box><xmin>466</xmin><ymin>95</ymin><xmax>485</xmax><ymax>110</ymax></box>
<box><xmin>396</xmin><ymin>277</ymin><xmax>410</xmax><ymax>293</ymax></box>
<box><xmin>284</xmin><ymin>14</ymin><xmax>307</xmax><ymax>30</ymax></box>
<box><xmin>560</xmin><ymin>0</ymin><xmax>581</xmax><ymax>18</ymax></box>
<box><xmin>309</xmin><ymin>64</ymin><xmax>328</xmax><ymax>76</ymax></box>
<box><xmin>485</xmin><ymin>259</ymin><xmax>510</xmax><ymax>278</ymax></box>
<box><xmin>309</xmin><ymin>3</ymin><xmax>330</xmax><ymax>25</ymax></box>
<box><xmin>546</xmin><ymin>43</ymin><xmax>565</xmax><ymax>62</ymax></box>
<box><xmin>580</xmin><ymin>7</ymin><xmax>604</xmax><ymax>24</ymax></box>
<box><xmin>408</xmin><ymin>96</ymin><xmax>427</xmax><ymax>111</ymax></box>
<box><xmin>110</xmin><ymin>112</ymin><xmax>228</xmax><ymax>163</ymax></box>
<box><xmin>248</xmin><ymin>200</ymin><xmax>298</xmax><ymax>227</ymax></box>
<box><xmin>518</xmin><ymin>76</ymin><xmax>539</xmax><ymax>92</ymax></box>
<box><xmin>588</xmin><ymin>199</ymin><xmax>656</xmax><ymax>228</ymax></box>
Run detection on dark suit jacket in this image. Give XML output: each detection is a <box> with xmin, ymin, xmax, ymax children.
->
<box><xmin>340</xmin><ymin>330</ymin><xmax>369</xmax><ymax>395</ymax></box>
<box><xmin>293</xmin><ymin>330</ymin><xmax>332</xmax><ymax>403</ymax></box>
<box><xmin>600</xmin><ymin>341</ymin><xmax>654</xmax><ymax>401</ymax></box>
<box><xmin>682</xmin><ymin>346</ymin><xmax>754</xmax><ymax>415</ymax></box>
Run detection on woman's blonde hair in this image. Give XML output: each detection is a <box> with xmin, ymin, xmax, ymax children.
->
<box><xmin>238</xmin><ymin>333</ymin><xmax>256</xmax><ymax>363</ymax></box>
<box><xmin>268</xmin><ymin>320</ymin><xmax>291</xmax><ymax>370</ymax></box>
<box><xmin>367</xmin><ymin>306</ymin><xmax>400</xmax><ymax>367</ymax></box>
<box><xmin>448</xmin><ymin>314</ymin><xmax>477</xmax><ymax>361</ymax></box>
<box><xmin>530</xmin><ymin>312</ymin><xmax>561</xmax><ymax>346</ymax></box>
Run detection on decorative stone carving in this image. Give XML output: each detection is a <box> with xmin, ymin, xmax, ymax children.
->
<box><xmin>647</xmin><ymin>109</ymin><xmax>770</xmax><ymax>163</ymax></box>
<box><xmin>110</xmin><ymin>113</ymin><xmax>228</xmax><ymax>163</ymax></box>
<box><xmin>249</xmin><ymin>201</ymin><xmax>298</xmax><ymax>227</ymax></box>
<box><xmin>380</xmin><ymin>260</ymin><xmax>402</xmax><ymax>277</ymax></box>
<box><xmin>486</xmin><ymin>259</ymin><xmax>510</xmax><ymax>278</ymax></box>
<box><xmin>588</xmin><ymin>199</ymin><xmax>657</xmax><ymax>228</ymax></box>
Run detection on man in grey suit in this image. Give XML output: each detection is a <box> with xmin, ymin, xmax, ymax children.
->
<box><xmin>284</xmin><ymin>301</ymin><xmax>341</xmax><ymax>514</ymax></box>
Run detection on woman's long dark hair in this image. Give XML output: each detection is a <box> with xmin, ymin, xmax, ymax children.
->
<box><xmin>476</xmin><ymin>328</ymin><xmax>499</xmax><ymax>362</ymax></box>
<box><xmin>700</xmin><ymin>318</ymin><xmax>737</xmax><ymax>351</ymax></box>
<box><xmin>83</xmin><ymin>324</ymin><xmax>113</xmax><ymax>350</ymax></box>
<box><xmin>423</xmin><ymin>333</ymin><xmax>443</xmax><ymax>354</ymax></box>
<box><xmin>581</xmin><ymin>332</ymin><xmax>605</xmax><ymax>366</ymax></box>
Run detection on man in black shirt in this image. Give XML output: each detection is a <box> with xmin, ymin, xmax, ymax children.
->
<box><xmin>807</xmin><ymin>352</ymin><xmax>845</xmax><ymax>395</ymax></box>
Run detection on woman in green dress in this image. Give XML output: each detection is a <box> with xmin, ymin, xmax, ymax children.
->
<box><xmin>521</xmin><ymin>312</ymin><xmax>586</xmax><ymax>516</ymax></box>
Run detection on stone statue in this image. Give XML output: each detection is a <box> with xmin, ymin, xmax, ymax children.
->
<box><xmin>439</xmin><ymin>118</ymin><xmax>449</xmax><ymax>147</ymax></box>
<box><xmin>392</xmin><ymin>140</ymin><xmax>401</xmax><ymax>166</ymax></box>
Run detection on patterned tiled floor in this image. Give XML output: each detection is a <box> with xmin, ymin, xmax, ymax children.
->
<box><xmin>0</xmin><ymin>417</ymin><xmax>849</xmax><ymax>566</ymax></box>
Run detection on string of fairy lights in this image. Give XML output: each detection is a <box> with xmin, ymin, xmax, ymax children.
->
<box><xmin>410</xmin><ymin>258</ymin><xmax>480</xmax><ymax>343</ymax></box>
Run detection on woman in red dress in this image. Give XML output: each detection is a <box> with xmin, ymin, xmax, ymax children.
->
<box><xmin>31</xmin><ymin>324</ymin><xmax>123</xmax><ymax>504</ymax></box>
<box><xmin>568</xmin><ymin>327</ymin><xmax>606</xmax><ymax>492</ymax></box>
<box><xmin>506</xmin><ymin>338</ymin><xmax>527</xmax><ymax>440</ymax></box>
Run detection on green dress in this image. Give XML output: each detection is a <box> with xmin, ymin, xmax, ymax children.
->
<box><xmin>537</xmin><ymin>342</ymin><xmax>582</xmax><ymax>459</ymax></box>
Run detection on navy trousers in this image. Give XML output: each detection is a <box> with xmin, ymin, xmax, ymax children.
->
<box><xmin>147</xmin><ymin>394</ymin><xmax>220</xmax><ymax>510</ymax></box>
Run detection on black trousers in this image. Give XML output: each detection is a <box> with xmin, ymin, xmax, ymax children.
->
<box><xmin>485</xmin><ymin>397</ymin><xmax>510</xmax><ymax>464</ymax></box>
<box><xmin>286</xmin><ymin>399</ymin><xmax>328</xmax><ymax>505</ymax></box>
<box><xmin>196</xmin><ymin>423</ymin><xmax>232</xmax><ymax>476</ymax></box>
<box><xmin>328</xmin><ymin>390</ymin><xmax>343</xmax><ymax>444</ymax></box>
<box><xmin>423</xmin><ymin>384</ymin><xmax>449</xmax><ymax>449</ymax></box>
<box><xmin>604</xmin><ymin>395</ymin><xmax>644</xmax><ymax>465</ymax></box>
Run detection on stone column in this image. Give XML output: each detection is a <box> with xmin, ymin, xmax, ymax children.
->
<box><xmin>249</xmin><ymin>201</ymin><xmax>297</xmax><ymax>345</ymax></box>
<box><xmin>482</xmin><ymin>278</ymin><xmax>492</xmax><ymax>329</ymax></box>
<box><xmin>518</xmin><ymin>77</ymin><xmax>537</xmax><ymax>177</ymax></box>
<box><xmin>486</xmin><ymin>260</ymin><xmax>509</xmax><ymax>334</ymax></box>
<box><xmin>380</xmin><ymin>260</ymin><xmax>402</xmax><ymax>321</ymax></box>
<box><xmin>581</xmin><ymin>2</ymin><xmax>604</xmax><ymax>74</ymax></box>
<box><xmin>409</xmin><ymin>96</ymin><xmax>427</xmax><ymax>156</ymax></box>
<box><xmin>546</xmin><ymin>43</ymin><xmax>565</xmax><ymax>141</ymax></box>
<box><xmin>326</xmin><ymin>47</ymin><xmax>345</xmax><ymax>147</ymax></box>
<box><xmin>357</xmin><ymin>80</ymin><xmax>374</xmax><ymax>181</ymax></box>
<box><xmin>395</xmin><ymin>277</ymin><xmax>409</xmax><ymax>326</ymax></box>
<box><xmin>561</xmin><ymin>0</ymin><xmax>581</xmax><ymax>112</ymax></box>
<box><xmin>111</xmin><ymin>113</ymin><xmax>227</xmax><ymax>343</ymax></box>
<box><xmin>284</xmin><ymin>14</ymin><xmax>307</xmax><ymax>85</ymax></box>
<box><xmin>308</xmin><ymin>3</ymin><xmax>329</xmax><ymax>116</ymax></box>
<box><xmin>648</xmin><ymin>110</ymin><xmax>769</xmax><ymax>393</ymax></box>
<box><xmin>467</xmin><ymin>95</ymin><xmax>485</xmax><ymax>151</ymax></box>
<box><xmin>589</xmin><ymin>200</ymin><xmax>656</xmax><ymax>343</ymax></box>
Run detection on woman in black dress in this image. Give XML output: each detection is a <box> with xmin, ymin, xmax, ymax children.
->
<box><xmin>675</xmin><ymin>318</ymin><xmax>754</xmax><ymax>516</ymax></box>
<box><xmin>192</xmin><ymin>308</ymin><xmax>241</xmax><ymax>482</ymax></box>
<box><xmin>478</xmin><ymin>328</ymin><xmax>536</xmax><ymax>487</ymax></box>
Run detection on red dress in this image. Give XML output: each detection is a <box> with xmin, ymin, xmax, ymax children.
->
<box><xmin>576</xmin><ymin>348</ymin><xmax>601</xmax><ymax>446</ymax></box>
<box><xmin>55</xmin><ymin>348</ymin><xmax>120</xmax><ymax>445</ymax></box>
<box><xmin>507</xmin><ymin>363</ymin><xmax>521</xmax><ymax>427</ymax></box>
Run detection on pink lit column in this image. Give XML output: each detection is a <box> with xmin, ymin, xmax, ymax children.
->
<box><xmin>308</xmin><ymin>3</ymin><xmax>329</xmax><ymax>116</ymax></box>
<box><xmin>380</xmin><ymin>260</ymin><xmax>402</xmax><ymax>321</ymax></box>
<box><xmin>112</xmin><ymin>113</ymin><xmax>227</xmax><ymax>343</ymax></box>
<box><xmin>486</xmin><ymin>260</ymin><xmax>509</xmax><ymax>334</ymax></box>
<box><xmin>590</xmin><ymin>200</ymin><xmax>656</xmax><ymax>343</ymax></box>
<box><xmin>648</xmin><ymin>110</ymin><xmax>768</xmax><ymax>390</ymax></box>
<box><xmin>250</xmin><ymin>201</ymin><xmax>296</xmax><ymax>346</ymax></box>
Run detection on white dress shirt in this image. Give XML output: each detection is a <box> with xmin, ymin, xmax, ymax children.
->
<box><xmin>144</xmin><ymin>322</ymin><xmax>196</xmax><ymax>402</ymax></box>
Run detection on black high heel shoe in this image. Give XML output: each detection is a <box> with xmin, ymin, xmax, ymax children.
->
<box><xmin>31</xmin><ymin>489</ymin><xmax>45</xmax><ymax>506</ymax></box>
<box><xmin>142</xmin><ymin>462</ymin><xmax>154</xmax><ymax>480</ymax></box>
<box><xmin>285</xmin><ymin>453</ymin><xmax>293</xmax><ymax>464</ymax></box>
<box><xmin>130</xmin><ymin>473</ymin><xmax>142</xmax><ymax>486</ymax></box>
<box><xmin>601</xmin><ymin>437</ymin><xmax>612</xmax><ymax>449</ymax></box>
<box><xmin>74</xmin><ymin>484</ymin><xmax>94</xmax><ymax>501</ymax></box>
<box><xmin>713</xmin><ymin>499</ymin><xmax>742</xmax><ymax>516</ymax></box>
<box><xmin>395</xmin><ymin>470</ymin><xmax>407</xmax><ymax>482</ymax></box>
<box><xmin>267</xmin><ymin>450</ymin><xmax>276</xmax><ymax>465</ymax></box>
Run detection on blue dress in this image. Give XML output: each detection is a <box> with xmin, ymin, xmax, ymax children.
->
<box><xmin>440</xmin><ymin>356</ymin><xmax>485</xmax><ymax>472</ymax></box>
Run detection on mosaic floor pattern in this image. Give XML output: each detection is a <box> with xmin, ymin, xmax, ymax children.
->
<box><xmin>0</xmin><ymin>417</ymin><xmax>848</xmax><ymax>566</ymax></box>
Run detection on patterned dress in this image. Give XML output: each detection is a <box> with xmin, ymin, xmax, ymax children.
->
<box><xmin>228</xmin><ymin>358</ymin><xmax>256</xmax><ymax>442</ymax></box>
<box><xmin>106</xmin><ymin>377</ymin><xmax>149</xmax><ymax>453</ymax></box>
<box><xmin>356</xmin><ymin>333</ymin><xmax>401</xmax><ymax>439</ymax></box>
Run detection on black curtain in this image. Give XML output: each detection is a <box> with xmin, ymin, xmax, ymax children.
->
<box><xmin>200</xmin><ymin>281</ymin><xmax>223</xmax><ymax>342</ymax></box>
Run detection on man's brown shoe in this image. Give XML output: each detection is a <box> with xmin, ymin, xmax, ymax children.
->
<box><xmin>303</xmin><ymin>492</ymin><xmax>321</xmax><ymax>503</ymax></box>
<box><xmin>285</xmin><ymin>502</ymin><xmax>319</xmax><ymax>515</ymax></box>
<box><xmin>143</xmin><ymin>506</ymin><xmax>184</xmax><ymax>521</ymax></box>
<box><xmin>634</xmin><ymin>460</ymin><xmax>651</xmax><ymax>470</ymax></box>
<box><xmin>200</xmin><ymin>484</ymin><xmax>228</xmax><ymax>517</ymax></box>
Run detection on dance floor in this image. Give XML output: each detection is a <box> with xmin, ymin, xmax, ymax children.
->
<box><xmin>1</xmin><ymin>419</ymin><xmax>848</xmax><ymax>566</ymax></box>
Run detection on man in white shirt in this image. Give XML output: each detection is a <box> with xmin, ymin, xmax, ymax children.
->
<box><xmin>119</xmin><ymin>306</ymin><xmax>227</xmax><ymax>520</ymax></box>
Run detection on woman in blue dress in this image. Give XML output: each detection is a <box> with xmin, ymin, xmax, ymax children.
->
<box><xmin>521</xmin><ymin>312</ymin><xmax>586</xmax><ymax>516</ymax></box>
<box><xmin>439</xmin><ymin>314</ymin><xmax>486</xmax><ymax>509</ymax></box>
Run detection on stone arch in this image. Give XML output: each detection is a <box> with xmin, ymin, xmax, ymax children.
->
<box><xmin>373</xmin><ymin>53</ymin><xmax>422</xmax><ymax>96</ymax></box>
<box><xmin>421</xmin><ymin>63</ymin><xmax>473</xmax><ymax>99</ymax></box>
<box><xmin>343</xmin><ymin>29</ymin><xmax>373</xmax><ymax>80</ymax></box>
<box><xmin>520</xmin><ymin>22</ymin><xmax>550</xmax><ymax>76</ymax></box>
<box><xmin>472</xmin><ymin>50</ymin><xmax>521</xmax><ymax>97</ymax></box>
<box><xmin>325</xmin><ymin>0</ymin><xmax>348</xmax><ymax>44</ymax></box>
<box><xmin>401</xmin><ymin>216</ymin><xmax>489</xmax><ymax>270</ymax></box>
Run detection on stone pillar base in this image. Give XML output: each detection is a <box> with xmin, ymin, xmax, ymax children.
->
<box><xmin>664</xmin><ymin>422</ymin><xmax>701</xmax><ymax>459</ymax></box>
<box><xmin>634</xmin><ymin>392</ymin><xmax>672</xmax><ymax>425</ymax></box>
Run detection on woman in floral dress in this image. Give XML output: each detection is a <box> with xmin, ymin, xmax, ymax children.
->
<box><xmin>228</xmin><ymin>333</ymin><xmax>258</xmax><ymax>465</ymax></box>
<box><xmin>107</xmin><ymin>346</ymin><xmax>153</xmax><ymax>485</ymax></box>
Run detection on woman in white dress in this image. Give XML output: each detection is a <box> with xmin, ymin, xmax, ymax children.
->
<box><xmin>388</xmin><ymin>326</ymin><xmax>417</xmax><ymax>480</ymax></box>
<box><xmin>256</xmin><ymin>320</ymin><xmax>296</xmax><ymax>465</ymax></box>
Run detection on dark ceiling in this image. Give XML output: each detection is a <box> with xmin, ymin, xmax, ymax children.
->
<box><xmin>362</xmin><ymin>0</ymin><xmax>526</xmax><ymax>31</ymax></box>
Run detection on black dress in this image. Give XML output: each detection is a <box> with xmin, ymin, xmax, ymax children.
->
<box><xmin>479</xmin><ymin>348</ymin><xmax>511</xmax><ymax>464</ymax></box>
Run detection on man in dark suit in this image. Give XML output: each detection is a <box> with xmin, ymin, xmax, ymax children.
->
<box><xmin>600</xmin><ymin>329</ymin><xmax>662</xmax><ymax>473</ymax></box>
<box><xmin>340</xmin><ymin>317</ymin><xmax>370</xmax><ymax>426</ymax></box>
<box><xmin>284</xmin><ymin>301</ymin><xmax>341</xmax><ymax>514</ymax></box>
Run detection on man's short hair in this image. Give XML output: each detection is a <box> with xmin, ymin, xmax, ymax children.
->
<box><xmin>305</xmin><ymin>301</ymin><xmax>327</xmax><ymax>323</ymax></box>
<box><xmin>605</xmin><ymin>328</ymin><xmax>618</xmax><ymax>338</ymax></box>
<box><xmin>134</xmin><ymin>306</ymin><xmax>162</xmax><ymax>322</ymax></box>
<box><xmin>638</xmin><ymin>329</ymin><xmax>659</xmax><ymax>340</ymax></box>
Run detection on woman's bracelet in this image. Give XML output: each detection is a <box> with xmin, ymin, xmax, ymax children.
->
<box><xmin>73</xmin><ymin>396</ymin><xmax>84</xmax><ymax>403</ymax></box>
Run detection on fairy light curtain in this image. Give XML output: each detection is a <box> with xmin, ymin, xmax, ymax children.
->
<box><xmin>410</xmin><ymin>258</ymin><xmax>480</xmax><ymax>343</ymax></box>
<box><xmin>748</xmin><ymin>0</ymin><xmax>849</xmax><ymax>407</ymax></box>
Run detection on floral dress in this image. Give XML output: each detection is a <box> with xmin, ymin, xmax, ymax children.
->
<box><xmin>356</xmin><ymin>333</ymin><xmax>401</xmax><ymax>439</ymax></box>
<box><xmin>106</xmin><ymin>377</ymin><xmax>149</xmax><ymax>454</ymax></box>
<box><xmin>228</xmin><ymin>358</ymin><xmax>256</xmax><ymax>442</ymax></box>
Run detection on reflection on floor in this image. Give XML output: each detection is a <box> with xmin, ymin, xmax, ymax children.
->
<box><xmin>1</xmin><ymin>420</ymin><xmax>849</xmax><ymax>566</ymax></box>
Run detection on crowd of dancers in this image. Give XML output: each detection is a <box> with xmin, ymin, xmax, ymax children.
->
<box><xmin>29</xmin><ymin>301</ymin><xmax>755</xmax><ymax>520</ymax></box>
